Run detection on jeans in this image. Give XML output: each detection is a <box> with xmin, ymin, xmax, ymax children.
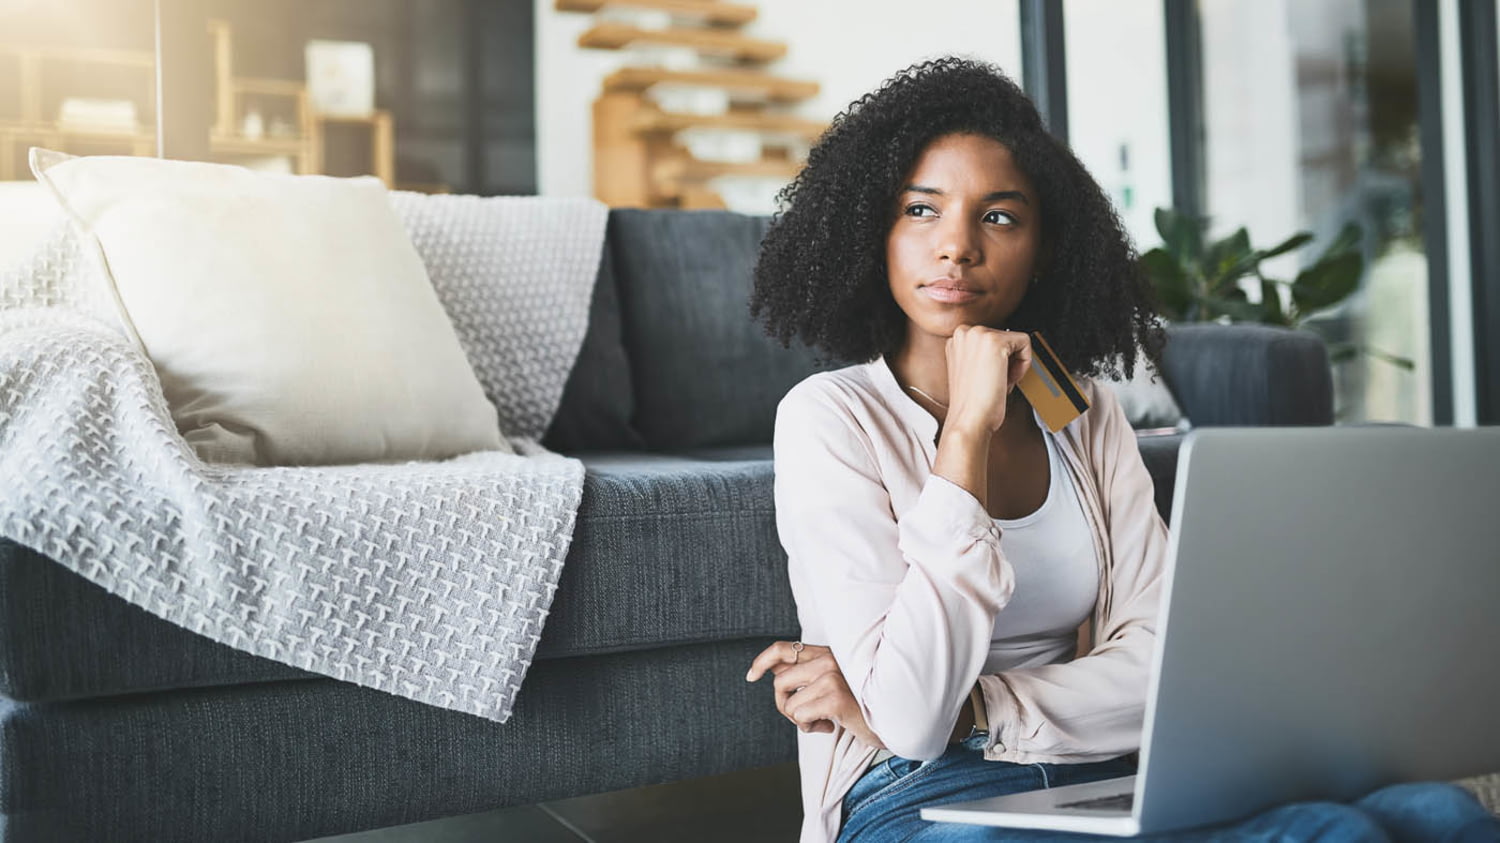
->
<box><xmin>838</xmin><ymin>736</ymin><xmax>1500</xmax><ymax>842</ymax></box>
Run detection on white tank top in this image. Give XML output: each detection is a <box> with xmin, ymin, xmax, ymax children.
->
<box><xmin>984</xmin><ymin>427</ymin><xmax>1100</xmax><ymax>675</ymax></box>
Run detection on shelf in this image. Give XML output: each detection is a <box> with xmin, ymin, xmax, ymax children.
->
<box><xmin>651</xmin><ymin>155</ymin><xmax>803</xmax><ymax>198</ymax></box>
<box><xmin>555</xmin><ymin>0</ymin><xmax>757</xmax><ymax>26</ymax></box>
<box><xmin>210</xmin><ymin>135</ymin><xmax>310</xmax><ymax>156</ymax></box>
<box><xmin>578</xmin><ymin>22</ymin><xmax>786</xmax><ymax>62</ymax></box>
<box><xmin>633</xmin><ymin>108</ymin><xmax>826</xmax><ymax>139</ymax></box>
<box><xmin>603</xmin><ymin>67</ymin><xmax>818</xmax><ymax>102</ymax></box>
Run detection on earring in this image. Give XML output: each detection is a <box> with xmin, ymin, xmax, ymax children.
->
<box><xmin>1031</xmin><ymin>274</ymin><xmax>1041</xmax><ymax>286</ymax></box>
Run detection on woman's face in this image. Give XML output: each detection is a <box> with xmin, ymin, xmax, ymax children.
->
<box><xmin>885</xmin><ymin>133</ymin><xmax>1042</xmax><ymax>346</ymax></box>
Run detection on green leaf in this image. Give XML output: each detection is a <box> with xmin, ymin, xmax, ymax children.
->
<box><xmin>1204</xmin><ymin>293</ymin><xmax>1263</xmax><ymax>323</ymax></box>
<box><xmin>1140</xmin><ymin>248</ymin><xmax>1192</xmax><ymax>321</ymax></box>
<box><xmin>1291</xmin><ymin>251</ymin><xmax>1364</xmax><ymax>314</ymax></box>
<box><xmin>1257</xmin><ymin>231</ymin><xmax>1315</xmax><ymax>262</ymax></box>
<box><xmin>1205</xmin><ymin>228</ymin><xmax>1254</xmax><ymax>292</ymax></box>
<box><xmin>1364</xmin><ymin>346</ymin><xmax>1416</xmax><ymax>371</ymax></box>
<box><xmin>1154</xmin><ymin>207</ymin><xmax>1203</xmax><ymax>262</ymax></box>
<box><xmin>1259</xmin><ymin>277</ymin><xmax>1287</xmax><ymax>325</ymax></box>
<box><xmin>1328</xmin><ymin>342</ymin><xmax>1359</xmax><ymax>364</ymax></box>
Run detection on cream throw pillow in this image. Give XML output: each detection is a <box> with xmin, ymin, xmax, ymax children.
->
<box><xmin>30</xmin><ymin>148</ymin><xmax>508</xmax><ymax>466</ymax></box>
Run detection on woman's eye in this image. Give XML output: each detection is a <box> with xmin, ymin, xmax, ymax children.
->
<box><xmin>904</xmin><ymin>203</ymin><xmax>937</xmax><ymax>218</ymax></box>
<box><xmin>984</xmin><ymin>209</ymin><xmax>1018</xmax><ymax>225</ymax></box>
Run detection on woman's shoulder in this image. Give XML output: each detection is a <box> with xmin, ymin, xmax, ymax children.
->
<box><xmin>779</xmin><ymin>361</ymin><xmax>884</xmax><ymax>417</ymax></box>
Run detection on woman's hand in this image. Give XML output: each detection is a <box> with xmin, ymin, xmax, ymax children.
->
<box><xmin>746</xmin><ymin>641</ymin><xmax>886</xmax><ymax>749</ymax></box>
<box><xmin>943</xmin><ymin>326</ymin><xmax>1032</xmax><ymax>435</ymax></box>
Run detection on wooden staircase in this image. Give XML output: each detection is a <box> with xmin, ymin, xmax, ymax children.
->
<box><xmin>556</xmin><ymin>0</ymin><xmax>824</xmax><ymax>209</ymax></box>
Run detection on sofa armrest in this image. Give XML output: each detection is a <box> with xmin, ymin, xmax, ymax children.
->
<box><xmin>1160</xmin><ymin>324</ymin><xmax>1333</xmax><ymax>427</ymax></box>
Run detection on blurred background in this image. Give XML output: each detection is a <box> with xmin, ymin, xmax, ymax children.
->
<box><xmin>1</xmin><ymin>0</ymin><xmax>1494</xmax><ymax>431</ymax></box>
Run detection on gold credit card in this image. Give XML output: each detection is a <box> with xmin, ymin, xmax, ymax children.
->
<box><xmin>1017</xmin><ymin>331</ymin><xmax>1090</xmax><ymax>433</ymax></box>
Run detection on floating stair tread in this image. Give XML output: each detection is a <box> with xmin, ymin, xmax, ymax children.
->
<box><xmin>654</xmin><ymin>156</ymin><xmax>804</xmax><ymax>187</ymax></box>
<box><xmin>604</xmin><ymin>67</ymin><xmax>818</xmax><ymax>101</ymax></box>
<box><xmin>555</xmin><ymin>0</ymin><xmax>757</xmax><ymax>26</ymax></box>
<box><xmin>634</xmin><ymin>109</ymin><xmax>826</xmax><ymax>139</ymax></box>
<box><xmin>579</xmin><ymin>22</ymin><xmax>786</xmax><ymax>62</ymax></box>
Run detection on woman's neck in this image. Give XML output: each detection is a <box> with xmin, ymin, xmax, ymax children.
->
<box><xmin>889</xmin><ymin>337</ymin><xmax>1030</xmax><ymax>434</ymax></box>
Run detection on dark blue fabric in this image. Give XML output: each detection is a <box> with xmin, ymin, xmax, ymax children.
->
<box><xmin>1160</xmin><ymin>324</ymin><xmax>1333</xmax><ymax>427</ymax></box>
<box><xmin>838</xmin><ymin>740</ymin><xmax>1498</xmax><ymax>842</ymax></box>
<box><xmin>543</xmin><ymin>226</ymin><xmax>646</xmax><ymax>452</ymax></box>
<box><xmin>0</xmin><ymin>449</ymin><xmax>796</xmax><ymax>702</ymax></box>
<box><xmin>538</xmin><ymin>450</ymin><xmax>796</xmax><ymax>658</ymax></box>
<box><xmin>608</xmin><ymin>209</ymin><xmax>837</xmax><ymax>449</ymax></box>
<box><xmin>0</xmin><ymin>639</ymin><xmax>798</xmax><ymax>843</ymax></box>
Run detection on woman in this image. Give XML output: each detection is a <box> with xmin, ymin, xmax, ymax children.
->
<box><xmin>744</xmin><ymin>58</ymin><xmax>1497</xmax><ymax>843</ymax></box>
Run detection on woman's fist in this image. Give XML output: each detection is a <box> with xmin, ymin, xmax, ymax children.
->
<box><xmin>943</xmin><ymin>326</ymin><xmax>1032</xmax><ymax>435</ymax></box>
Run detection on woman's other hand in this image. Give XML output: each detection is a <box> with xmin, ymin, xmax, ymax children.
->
<box><xmin>746</xmin><ymin>641</ymin><xmax>886</xmax><ymax>749</ymax></box>
<box><xmin>944</xmin><ymin>325</ymin><xmax>1032</xmax><ymax>435</ymax></box>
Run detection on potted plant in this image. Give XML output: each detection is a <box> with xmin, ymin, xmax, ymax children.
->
<box><xmin>1139</xmin><ymin>207</ymin><xmax>1413</xmax><ymax>371</ymax></box>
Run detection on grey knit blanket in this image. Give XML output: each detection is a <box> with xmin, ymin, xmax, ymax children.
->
<box><xmin>0</xmin><ymin>193</ymin><xmax>607</xmax><ymax>722</ymax></box>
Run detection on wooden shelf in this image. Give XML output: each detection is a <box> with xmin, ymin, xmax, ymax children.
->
<box><xmin>210</xmin><ymin>135</ymin><xmax>310</xmax><ymax>156</ymax></box>
<box><xmin>579</xmin><ymin>22</ymin><xmax>785</xmax><ymax>62</ymax></box>
<box><xmin>604</xmin><ymin>67</ymin><xmax>818</xmax><ymax>102</ymax></box>
<box><xmin>633</xmin><ymin>108</ymin><xmax>826</xmax><ymax>139</ymax></box>
<box><xmin>555</xmin><ymin>0</ymin><xmax>757</xmax><ymax>26</ymax></box>
<box><xmin>651</xmin><ymin>155</ymin><xmax>803</xmax><ymax>198</ymax></box>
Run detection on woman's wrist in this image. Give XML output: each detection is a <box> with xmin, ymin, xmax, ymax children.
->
<box><xmin>933</xmin><ymin>425</ymin><xmax>991</xmax><ymax>507</ymax></box>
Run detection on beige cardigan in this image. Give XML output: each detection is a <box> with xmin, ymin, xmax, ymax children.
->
<box><xmin>772</xmin><ymin>357</ymin><xmax>1169</xmax><ymax>843</ymax></box>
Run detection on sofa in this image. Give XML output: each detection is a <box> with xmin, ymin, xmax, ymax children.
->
<box><xmin>0</xmin><ymin>208</ymin><xmax>1336</xmax><ymax>842</ymax></box>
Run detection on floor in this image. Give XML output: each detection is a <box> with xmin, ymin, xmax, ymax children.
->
<box><xmin>303</xmin><ymin>762</ymin><xmax>803</xmax><ymax>843</ymax></box>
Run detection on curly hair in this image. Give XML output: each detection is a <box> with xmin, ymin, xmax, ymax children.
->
<box><xmin>750</xmin><ymin>56</ymin><xmax>1165</xmax><ymax>381</ymax></box>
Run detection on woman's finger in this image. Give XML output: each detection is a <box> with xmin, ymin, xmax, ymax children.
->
<box><xmin>744</xmin><ymin>640</ymin><xmax>800</xmax><ymax>682</ymax></box>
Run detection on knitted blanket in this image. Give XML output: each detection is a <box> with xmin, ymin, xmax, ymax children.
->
<box><xmin>0</xmin><ymin>193</ymin><xmax>607</xmax><ymax>722</ymax></box>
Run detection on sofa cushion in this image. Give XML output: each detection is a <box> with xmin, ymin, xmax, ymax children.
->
<box><xmin>30</xmin><ymin>149</ymin><xmax>506</xmax><ymax>466</ymax></box>
<box><xmin>537</xmin><ymin>449</ymin><xmax>794</xmax><ymax>659</ymax></box>
<box><xmin>543</xmin><ymin>237</ymin><xmax>646</xmax><ymax>452</ymax></box>
<box><xmin>0</xmin><ymin>428</ymin><xmax>1186</xmax><ymax>703</ymax></box>
<box><xmin>0</xmin><ymin>449</ymin><xmax>797</xmax><ymax>702</ymax></box>
<box><xmin>609</xmin><ymin>209</ymin><xmax>834</xmax><ymax>449</ymax></box>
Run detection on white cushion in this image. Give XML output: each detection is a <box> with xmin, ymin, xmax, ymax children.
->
<box><xmin>1105</xmin><ymin>355</ymin><xmax>1188</xmax><ymax>432</ymax></box>
<box><xmin>30</xmin><ymin>147</ymin><xmax>508</xmax><ymax>466</ymax></box>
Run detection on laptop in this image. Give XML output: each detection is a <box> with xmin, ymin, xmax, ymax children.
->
<box><xmin>920</xmin><ymin>426</ymin><xmax>1500</xmax><ymax>836</ymax></box>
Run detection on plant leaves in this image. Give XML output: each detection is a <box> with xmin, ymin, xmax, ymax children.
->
<box><xmin>1259</xmin><ymin>277</ymin><xmax>1287</xmax><ymax>325</ymax></box>
<box><xmin>1140</xmin><ymin>248</ymin><xmax>1192</xmax><ymax>320</ymax></box>
<box><xmin>1257</xmin><ymin>231</ymin><xmax>1315</xmax><ymax>262</ymax></box>
<box><xmin>1155</xmin><ymin>207</ymin><xmax>1203</xmax><ymax>262</ymax></box>
<box><xmin>1205</xmin><ymin>228</ymin><xmax>1254</xmax><ymax>292</ymax></box>
<box><xmin>1292</xmin><ymin>251</ymin><xmax>1364</xmax><ymax>315</ymax></box>
<box><xmin>1328</xmin><ymin>342</ymin><xmax>1359</xmax><ymax>364</ymax></box>
<box><xmin>1204</xmin><ymin>294</ymin><xmax>1263</xmax><ymax>323</ymax></box>
<box><xmin>1365</xmin><ymin>345</ymin><xmax>1417</xmax><ymax>370</ymax></box>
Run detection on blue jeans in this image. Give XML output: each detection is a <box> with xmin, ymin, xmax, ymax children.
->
<box><xmin>838</xmin><ymin>736</ymin><xmax>1500</xmax><ymax>842</ymax></box>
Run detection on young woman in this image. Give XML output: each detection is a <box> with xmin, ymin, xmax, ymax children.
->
<box><xmin>745</xmin><ymin>58</ymin><xmax>1498</xmax><ymax>843</ymax></box>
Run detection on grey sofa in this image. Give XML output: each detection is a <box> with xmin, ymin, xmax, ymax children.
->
<box><xmin>0</xmin><ymin>209</ymin><xmax>1334</xmax><ymax>842</ymax></box>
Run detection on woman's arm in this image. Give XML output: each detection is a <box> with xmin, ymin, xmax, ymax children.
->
<box><xmin>773</xmin><ymin>381</ymin><xmax>1014</xmax><ymax>761</ymax></box>
<box><xmin>977</xmin><ymin>383</ymin><xmax>1168</xmax><ymax>762</ymax></box>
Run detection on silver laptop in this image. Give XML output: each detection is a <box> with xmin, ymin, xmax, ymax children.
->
<box><xmin>921</xmin><ymin>426</ymin><xmax>1500</xmax><ymax>836</ymax></box>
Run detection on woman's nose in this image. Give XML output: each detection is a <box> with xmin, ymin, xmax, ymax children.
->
<box><xmin>935</xmin><ymin>220</ymin><xmax>982</xmax><ymax>265</ymax></box>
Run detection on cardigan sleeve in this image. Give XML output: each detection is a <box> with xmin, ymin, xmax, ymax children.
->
<box><xmin>774</xmin><ymin>381</ymin><xmax>1015</xmax><ymax>761</ymax></box>
<box><xmin>976</xmin><ymin>382</ymin><xmax>1169</xmax><ymax>763</ymax></box>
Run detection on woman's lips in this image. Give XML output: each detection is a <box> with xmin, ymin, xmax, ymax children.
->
<box><xmin>921</xmin><ymin>284</ymin><xmax>981</xmax><ymax>304</ymax></box>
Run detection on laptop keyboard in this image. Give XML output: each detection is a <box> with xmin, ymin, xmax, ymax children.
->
<box><xmin>1059</xmin><ymin>792</ymin><xmax>1135</xmax><ymax>812</ymax></box>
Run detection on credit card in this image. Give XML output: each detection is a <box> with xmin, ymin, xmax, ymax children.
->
<box><xmin>1017</xmin><ymin>331</ymin><xmax>1089</xmax><ymax>432</ymax></box>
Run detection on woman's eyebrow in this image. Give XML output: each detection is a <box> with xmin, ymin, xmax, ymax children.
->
<box><xmin>902</xmin><ymin>185</ymin><xmax>1030</xmax><ymax>204</ymax></box>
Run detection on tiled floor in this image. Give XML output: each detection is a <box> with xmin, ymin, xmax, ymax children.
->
<box><xmin>304</xmin><ymin>761</ymin><xmax>803</xmax><ymax>843</ymax></box>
